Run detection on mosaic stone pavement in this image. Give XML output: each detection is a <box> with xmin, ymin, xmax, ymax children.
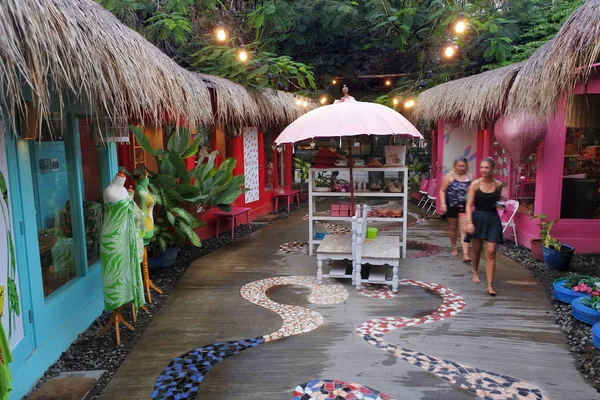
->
<box><xmin>279</xmin><ymin>241</ymin><xmax>310</xmax><ymax>255</ymax></box>
<box><xmin>405</xmin><ymin>240</ymin><xmax>444</xmax><ymax>259</ymax></box>
<box><xmin>357</xmin><ymin>283</ymin><xmax>397</xmax><ymax>299</ymax></box>
<box><xmin>293</xmin><ymin>379</ymin><xmax>392</xmax><ymax>400</ymax></box>
<box><xmin>152</xmin><ymin>277</ymin><xmax>348</xmax><ymax>398</ymax></box>
<box><xmin>355</xmin><ymin>280</ymin><xmax>548</xmax><ymax>400</ymax></box>
<box><xmin>152</xmin><ymin>337</ymin><xmax>264</xmax><ymax>399</ymax></box>
<box><xmin>240</xmin><ymin>276</ymin><xmax>348</xmax><ymax>342</ymax></box>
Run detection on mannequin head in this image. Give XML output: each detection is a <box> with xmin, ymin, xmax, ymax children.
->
<box><xmin>342</xmin><ymin>85</ymin><xmax>349</xmax><ymax>96</ymax></box>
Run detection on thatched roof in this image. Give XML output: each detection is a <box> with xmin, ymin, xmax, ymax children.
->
<box><xmin>413</xmin><ymin>63</ymin><xmax>523</xmax><ymax>127</ymax></box>
<box><xmin>508</xmin><ymin>0</ymin><xmax>600</xmax><ymax>115</ymax></box>
<box><xmin>0</xmin><ymin>0</ymin><xmax>212</xmax><ymax>133</ymax></box>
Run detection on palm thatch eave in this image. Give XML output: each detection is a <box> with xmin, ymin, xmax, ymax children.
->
<box><xmin>414</xmin><ymin>63</ymin><xmax>523</xmax><ymax>128</ymax></box>
<box><xmin>0</xmin><ymin>0</ymin><xmax>213</xmax><ymax>138</ymax></box>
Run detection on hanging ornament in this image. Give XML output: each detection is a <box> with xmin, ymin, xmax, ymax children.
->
<box><xmin>493</xmin><ymin>112</ymin><xmax>548</xmax><ymax>165</ymax></box>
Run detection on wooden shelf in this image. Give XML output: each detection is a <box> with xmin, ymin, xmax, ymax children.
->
<box><xmin>311</xmin><ymin>191</ymin><xmax>404</xmax><ymax>197</ymax></box>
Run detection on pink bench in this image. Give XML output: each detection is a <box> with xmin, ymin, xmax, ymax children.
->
<box><xmin>273</xmin><ymin>190</ymin><xmax>300</xmax><ymax>214</ymax></box>
<box><xmin>214</xmin><ymin>207</ymin><xmax>252</xmax><ymax>239</ymax></box>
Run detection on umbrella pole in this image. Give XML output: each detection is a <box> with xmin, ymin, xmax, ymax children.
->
<box><xmin>349</xmin><ymin>136</ymin><xmax>355</xmax><ymax>217</ymax></box>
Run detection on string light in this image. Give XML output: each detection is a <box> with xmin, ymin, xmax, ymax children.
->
<box><xmin>303</xmin><ymin>100</ymin><xmax>308</xmax><ymax>107</ymax></box>
<box><xmin>320</xmin><ymin>96</ymin><xmax>328</xmax><ymax>105</ymax></box>
<box><xmin>455</xmin><ymin>12</ymin><xmax>467</xmax><ymax>34</ymax></box>
<box><xmin>216</xmin><ymin>21</ymin><xmax>227</xmax><ymax>42</ymax></box>
<box><xmin>385</xmin><ymin>79</ymin><xmax>392</xmax><ymax>87</ymax></box>
<box><xmin>404</xmin><ymin>99</ymin><xmax>416</xmax><ymax>109</ymax></box>
<box><xmin>238</xmin><ymin>45</ymin><xmax>249</xmax><ymax>62</ymax></box>
<box><xmin>296</xmin><ymin>98</ymin><xmax>302</xmax><ymax>106</ymax></box>
<box><xmin>444</xmin><ymin>42</ymin><xmax>456</xmax><ymax>58</ymax></box>
<box><xmin>332</xmin><ymin>79</ymin><xmax>338</xmax><ymax>85</ymax></box>
<box><xmin>393</xmin><ymin>98</ymin><xmax>399</xmax><ymax>106</ymax></box>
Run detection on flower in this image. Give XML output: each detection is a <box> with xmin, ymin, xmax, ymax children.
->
<box><xmin>592</xmin><ymin>290</ymin><xmax>600</xmax><ymax>297</ymax></box>
<box><xmin>573</xmin><ymin>283</ymin><xmax>593</xmax><ymax>294</ymax></box>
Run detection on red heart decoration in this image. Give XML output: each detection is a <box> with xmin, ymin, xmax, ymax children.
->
<box><xmin>493</xmin><ymin>113</ymin><xmax>548</xmax><ymax>165</ymax></box>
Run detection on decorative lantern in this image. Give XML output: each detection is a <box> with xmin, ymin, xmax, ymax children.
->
<box><xmin>493</xmin><ymin>113</ymin><xmax>548</xmax><ymax>165</ymax></box>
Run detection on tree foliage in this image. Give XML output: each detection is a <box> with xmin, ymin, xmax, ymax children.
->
<box><xmin>99</xmin><ymin>0</ymin><xmax>583</xmax><ymax>100</ymax></box>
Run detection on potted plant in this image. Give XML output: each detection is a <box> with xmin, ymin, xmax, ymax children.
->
<box><xmin>127</xmin><ymin>126</ymin><xmax>247</xmax><ymax>267</ymax></box>
<box><xmin>539</xmin><ymin>218</ymin><xmax>575</xmax><ymax>270</ymax></box>
<box><xmin>552</xmin><ymin>274</ymin><xmax>597</xmax><ymax>304</ymax></box>
<box><xmin>293</xmin><ymin>156</ymin><xmax>311</xmax><ymax>201</ymax></box>
<box><xmin>529</xmin><ymin>213</ymin><xmax>549</xmax><ymax>261</ymax></box>
<box><xmin>407</xmin><ymin>157</ymin><xmax>426</xmax><ymax>202</ymax></box>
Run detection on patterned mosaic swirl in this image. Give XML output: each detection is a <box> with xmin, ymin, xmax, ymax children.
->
<box><xmin>356</xmin><ymin>280</ymin><xmax>548</xmax><ymax>400</ymax></box>
<box><xmin>293</xmin><ymin>379</ymin><xmax>392</xmax><ymax>400</ymax></box>
<box><xmin>153</xmin><ymin>277</ymin><xmax>348</xmax><ymax>398</ymax></box>
<box><xmin>279</xmin><ymin>241</ymin><xmax>309</xmax><ymax>255</ymax></box>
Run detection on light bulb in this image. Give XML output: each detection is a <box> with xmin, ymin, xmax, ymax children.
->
<box><xmin>216</xmin><ymin>21</ymin><xmax>227</xmax><ymax>41</ymax></box>
<box><xmin>332</xmin><ymin>79</ymin><xmax>337</xmax><ymax>85</ymax></box>
<box><xmin>455</xmin><ymin>20</ymin><xmax>466</xmax><ymax>33</ymax></box>
<box><xmin>296</xmin><ymin>98</ymin><xmax>302</xmax><ymax>106</ymax></box>
<box><xmin>404</xmin><ymin>99</ymin><xmax>415</xmax><ymax>109</ymax></box>
<box><xmin>310</xmin><ymin>141</ymin><xmax>316</xmax><ymax>149</ymax></box>
<box><xmin>444</xmin><ymin>45</ymin><xmax>455</xmax><ymax>58</ymax></box>
<box><xmin>320</xmin><ymin>96</ymin><xmax>327</xmax><ymax>105</ymax></box>
<box><xmin>238</xmin><ymin>46</ymin><xmax>248</xmax><ymax>62</ymax></box>
<box><xmin>385</xmin><ymin>79</ymin><xmax>392</xmax><ymax>87</ymax></box>
<box><xmin>393</xmin><ymin>98</ymin><xmax>399</xmax><ymax>106</ymax></box>
<box><xmin>303</xmin><ymin>100</ymin><xmax>308</xmax><ymax>107</ymax></box>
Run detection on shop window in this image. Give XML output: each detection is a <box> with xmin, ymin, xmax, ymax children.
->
<box><xmin>560</xmin><ymin>127</ymin><xmax>600</xmax><ymax>219</ymax></box>
<box><xmin>491</xmin><ymin>139</ymin><xmax>511</xmax><ymax>201</ymax></box>
<box><xmin>514</xmin><ymin>152</ymin><xmax>537</xmax><ymax>213</ymax></box>
<box><xmin>27</xmin><ymin>115</ymin><xmax>79</xmax><ymax>297</ymax></box>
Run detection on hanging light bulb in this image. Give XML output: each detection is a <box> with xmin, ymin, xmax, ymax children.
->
<box><xmin>216</xmin><ymin>21</ymin><xmax>227</xmax><ymax>42</ymax></box>
<box><xmin>320</xmin><ymin>96</ymin><xmax>328</xmax><ymax>105</ymax></box>
<box><xmin>332</xmin><ymin>79</ymin><xmax>338</xmax><ymax>85</ymax></box>
<box><xmin>404</xmin><ymin>99</ymin><xmax>416</xmax><ymax>109</ymax></box>
<box><xmin>392</xmin><ymin>98</ymin><xmax>399</xmax><ymax>106</ymax></box>
<box><xmin>385</xmin><ymin>79</ymin><xmax>392</xmax><ymax>87</ymax></box>
<box><xmin>303</xmin><ymin>100</ymin><xmax>308</xmax><ymax>107</ymax></box>
<box><xmin>310</xmin><ymin>140</ymin><xmax>316</xmax><ymax>149</ymax></box>
<box><xmin>296</xmin><ymin>97</ymin><xmax>302</xmax><ymax>106</ymax></box>
<box><xmin>444</xmin><ymin>42</ymin><xmax>456</xmax><ymax>58</ymax></box>
<box><xmin>455</xmin><ymin>12</ymin><xmax>467</xmax><ymax>34</ymax></box>
<box><xmin>238</xmin><ymin>45</ymin><xmax>249</xmax><ymax>62</ymax></box>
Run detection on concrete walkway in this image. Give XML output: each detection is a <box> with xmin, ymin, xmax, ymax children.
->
<box><xmin>100</xmin><ymin>209</ymin><xmax>596</xmax><ymax>400</ymax></box>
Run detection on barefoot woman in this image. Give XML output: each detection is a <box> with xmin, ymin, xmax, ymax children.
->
<box><xmin>439</xmin><ymin>157</ymin><xmax>472</xmax><ymax>262</ymax></box>
<box><xmin>465</xmin><ymin>157</ymin><xmax>503</xmax><ymax>295</ymax></box>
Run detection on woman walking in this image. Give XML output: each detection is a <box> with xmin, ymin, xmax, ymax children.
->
<box><xmin>439</xmin><ymin>157</ymin><xmax>472</xmax><ymax>263</ymax></box>
<box><xmin>465</xmin><ymin>157</ymin><xmax>504</xmax><ymax>296</ymax></box>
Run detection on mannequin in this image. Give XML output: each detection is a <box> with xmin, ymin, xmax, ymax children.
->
<box><xmin>99</xmin><ymin>170</ymin><xmax>146</xmax><ymax>345</ymax></box>
<box><xmin>334</xmin><ymin>85</ymin><xmax>356</xmax><ymax>103</ymax></box>
<box><xmin>134</xmin><ymin>176</ymin><xmax>162</xmax><ymax>303</ymax></box>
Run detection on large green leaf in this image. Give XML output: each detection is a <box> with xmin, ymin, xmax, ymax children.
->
<box><xmin>178</xmin><ymin>221</ymin><xmax>202</xmax><ymax>247</ymax></box>
<box><xmin>167</xmin><ymin>129</ymin><xmax>191</xmax><ymax>155</ymax></box>
<box><xmin>181</xmin><ymin>134</ymin><xmax>203</xmax><ymax>159</ymax></box>
<box><xmin>157</xmin><ymin>174</ymin><xmax>177</xmax><ymax>190</ymax></box>
<box><xmin>169</xmin><ymin>152</ymin><xmax>191</xmax><ymax>184</ymax></box>
<box><xmin>130</xmin><ymin>125</ymin><xmax>157</xmax><ymax>157</ymax></box>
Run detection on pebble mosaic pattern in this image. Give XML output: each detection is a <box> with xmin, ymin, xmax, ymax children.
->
<box><xmin>293</xmin><ymin>379</ymin><xmax>392</xmax><ymax>400</ymax></box>
<box><xmin>152</xmin><ymin>337</ymin><xmax>264</xmax><ymax>399</ymax></box>
<box><xmin>279</xmin><ymin>241</ymin><xmax>310</xmax><ymax>255</ymax></box>
<box><xmin>357</xmin><ymin>283</ymin><xmax>397</xmax><ymax>299</ymax></box>
<box><xmin>356</xmin><ymin>280</ymin><xmax>548</xmax><ymax>400</ymax></box>
<box><xmin>241</xmin><ymin>276</ymin><xmax>348</xmax><ymax>342</ymax></box>
<box><xmin>405</xmin><ymin>240</ymin><xmax>444</xmax><ymax>259</ymax></box>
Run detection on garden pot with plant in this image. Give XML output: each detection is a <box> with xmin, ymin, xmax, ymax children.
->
<box><xmin>529</xmin><ymin>214</ymin><xmax>548</xmax><ymax>261</ymax></box>
<box><xmin>407</xmin><ymin>157</ymin><xmax>426</xmax><ymax>202</ymax></box>
<box><xmin>293</xmin><ymin>156</ymin><xmax>311</xmax><ymax>202</ymax></box>
<box><xmin>127</xmin><ymin>126</ymin><xmax>247</xmax><ymax>268</ymax></box>
<box><xmin>553</xmin><ymin>274</ymin><xmax>597</xmax><ymax>304</ymax></box>
<box><xmin>530</xmin><ymin>214</ymin><xmax>575</xmax><ymax>270</ymax></box>
<box><xmin>573</xmin><ymin>293</ymin><xmax>600</xmax><ymax>326</ymax></box>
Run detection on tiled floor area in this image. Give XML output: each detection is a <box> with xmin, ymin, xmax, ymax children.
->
<box><xmin>100</xmin><ymin>208</ymin><xmax>598</xmax><ymax>400</ymax></box>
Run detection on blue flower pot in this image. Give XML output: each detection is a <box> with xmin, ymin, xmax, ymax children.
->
<box><xmin>542</xmin><ymin>244</ymin><xmax>574</xmax><ymax>271</ymax></box>
<box><xmin>553</xmin><ymin>278</ymin><xmax>591</xmax><ymax>304</ymax></box>
<box><xmin>572</xmin><ymin>297</ymin><xmax>600</xmax><ymax>326</ymax></box>
<box><xmin>148</xmin><ymin>247</ymin><xmax>179</xmax><ymax>269</ymax></box>
<box><xmin>593</xmin><ymin>323</ymin><xmax>600</xmax><ymax>349</ymax></box>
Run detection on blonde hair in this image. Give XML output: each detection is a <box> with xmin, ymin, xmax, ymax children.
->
<box><xmin>451</xmin><ymin>156</ymin><xmax>469</xmax><ymax>173</ymax></box>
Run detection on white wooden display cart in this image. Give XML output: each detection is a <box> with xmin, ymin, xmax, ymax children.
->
<box><xmin>308</xmin><ymin>166</ymin><xmax>409</xmax><ymax>264</ymax></box>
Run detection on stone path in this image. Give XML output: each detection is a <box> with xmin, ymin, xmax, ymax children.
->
<box><xmin>100</xmin><ymin>209</ymin><xmax>597</xmax><ymax>399</ymax></box>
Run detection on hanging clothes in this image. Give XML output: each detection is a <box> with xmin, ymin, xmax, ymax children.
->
<box><xmin>0</xmin><ymin>322</ymin><xmax>12</xmax><ymax>400</ymax></box>
<box><xmin>100</xmin><ymin>198</ymin><xmax>145</xmax><ymax>311</ymax></box>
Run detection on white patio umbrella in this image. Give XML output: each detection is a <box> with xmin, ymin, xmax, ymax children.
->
<box><xmin>274</xmin><ymin>98</ymin><xmax>423</xmax><ymax>213</ymax></box>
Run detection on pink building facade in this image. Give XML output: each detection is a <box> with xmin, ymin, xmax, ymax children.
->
<box><xmin>433</xmin><ymin>73</ymin><xmax>600</xmax><ymax>254</ymax></box>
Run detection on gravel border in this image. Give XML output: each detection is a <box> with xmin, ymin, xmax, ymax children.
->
<box><xmin>499</xmin><ymin>241</ymin><xmax>600</xmax><ymax>393</ymax></box>
<box><xmin>25</xmin><ymin>204</ymin><xmax>305</xmax><ymax>400</ymax></box>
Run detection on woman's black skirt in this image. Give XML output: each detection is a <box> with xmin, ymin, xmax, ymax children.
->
<box><xmin>464</xmin><ymin>209</ymin><xmax>504</xmax><ymax>244</ymax></box>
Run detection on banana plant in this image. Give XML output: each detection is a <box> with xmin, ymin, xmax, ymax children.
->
<box><xmin>293</xmin><ymin>157</ymin><xmax>311</xmax><ymax>192</ymax></box>
<box><xmin>127</xmin><ymin>125</ymin><xmax>247</xmax><ymax>251</ymax></box>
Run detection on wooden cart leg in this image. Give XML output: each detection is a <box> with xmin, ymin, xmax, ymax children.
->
<box><xmin>392</xmin><ymin>262</ymin><xmax>399</xmax><ymax>293</ymax></box>
<box><xmin>317</xmin><ymin>258</ymin><xmax>323</xmax><ymax>284</ymax></box>
<box><xmin>355</xmin><ymin>262</ymin><xmax>362</xmax><ymax>290</ymax></box>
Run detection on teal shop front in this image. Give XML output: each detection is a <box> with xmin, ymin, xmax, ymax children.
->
<box><xmin>1</xmin><ymin>101</ymin><xmax>119</xmax><ymax>399</ymax></box>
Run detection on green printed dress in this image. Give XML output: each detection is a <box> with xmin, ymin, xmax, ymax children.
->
<box><xmin>100</xmin><ymin>198</ymin><xmax>145</xmax><ymax>311</ymax></box>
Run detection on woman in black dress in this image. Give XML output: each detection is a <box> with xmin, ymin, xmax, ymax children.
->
<box><xmin>465</xmin><ymin>157</ymin><xmax>503</xmax><ymax>295</ymax></box>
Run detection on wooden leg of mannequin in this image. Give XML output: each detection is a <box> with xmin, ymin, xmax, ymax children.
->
<box><xmin>98</xmin><ymin>308</ymin><xmax>135</xmax><ymax>346</ymax></box>
<box><xmin>142</xmin><ymin>246</ymin><xmax>163</xmax><ymax>305</ymax></box>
